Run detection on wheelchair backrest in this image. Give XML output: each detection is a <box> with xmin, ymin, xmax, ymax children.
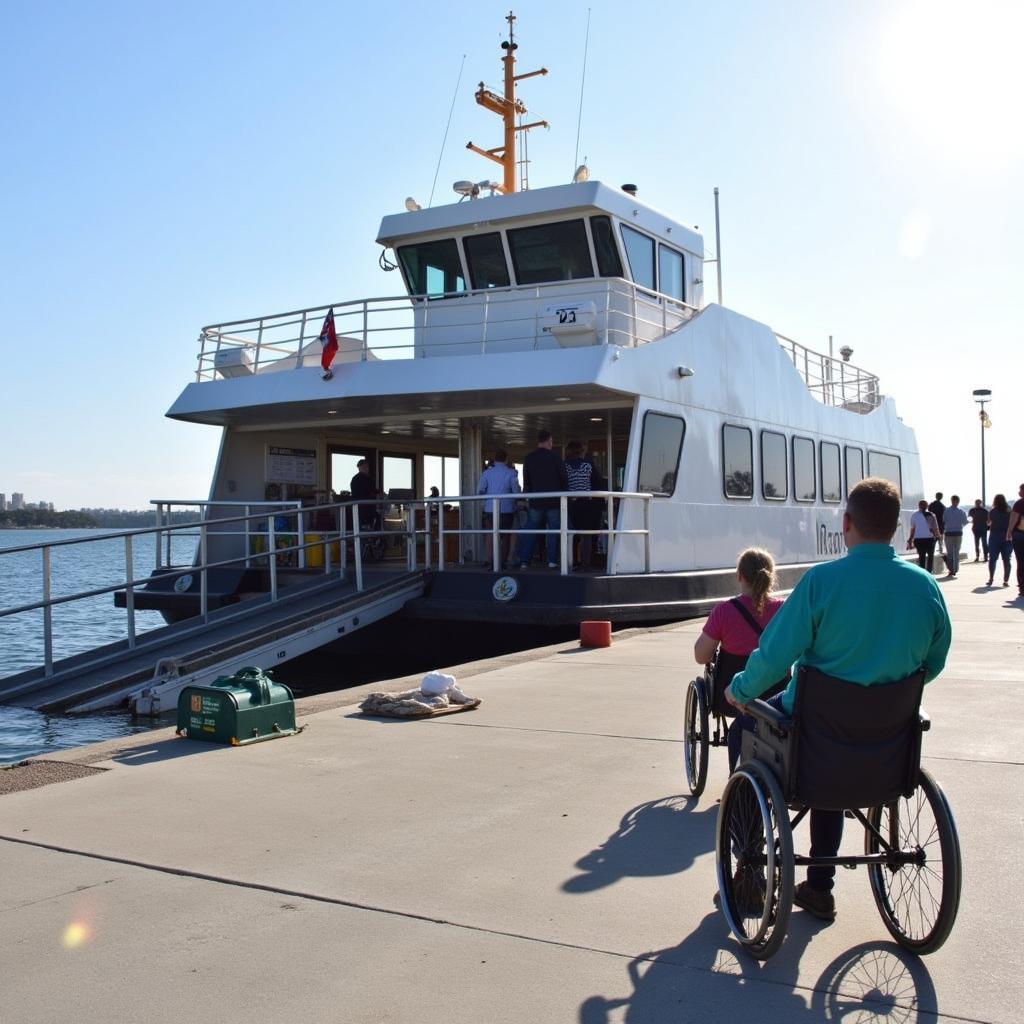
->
<box><xmin>792</xmin><ymin>666</ymin><xmax>926</xmax><ymax>809</ymax></box>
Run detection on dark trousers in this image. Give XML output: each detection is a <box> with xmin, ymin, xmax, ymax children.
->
<box><xmin>973</xmin><ymin>528</ymin><xmax>989</xmax><ymax>560</ymax></box>
<box><xmin>1013</xmin><ymin>533</ymin><xmax>1024</xmax><ymax>590</ymax></box>
<box><xmin>729</xmin><ymin>694</ymin><xmax>844</xmax><ymax>893</ymax></box>
<box><xmin>988</xmin><ymin>536</ymin><xmax>1012</xmax><ymax>582</ymax></box>
<box><xmin>914</xmin><ymin>538</ymin><xmax>936</xmax><ymax>572</ymax></box>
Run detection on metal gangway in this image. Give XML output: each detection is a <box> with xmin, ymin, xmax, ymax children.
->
<box><xmin>0</xmin><ymin>491</ymin><xmax>652</xmax><ymax>716</ymax></box>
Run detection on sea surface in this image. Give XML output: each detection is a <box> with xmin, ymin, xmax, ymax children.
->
<box><xmin>0</xmin><ymin>528</ymin><xmax>199</xmax><ymax>764</ymax></box>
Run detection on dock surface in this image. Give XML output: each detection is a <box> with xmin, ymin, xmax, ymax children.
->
<box><xmin>1</xmin><ymin>568</ymin><xmax>1021</xmax><ymax>1023</ymax></box>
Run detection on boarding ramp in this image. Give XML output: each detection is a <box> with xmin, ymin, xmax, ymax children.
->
<box><xmin>0</xmin><ymin>501</ymin><xmax>428</xmax><ymax>715</ymax></box>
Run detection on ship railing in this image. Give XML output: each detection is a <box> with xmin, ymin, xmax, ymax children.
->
<box><xmin>774</xmin><ymin>333</ymin><xmax>881</xmax><ymax>411</ymax></box>
<box><xmin>0</xmin><ymin>492</ymin><xmax>651</xmax><ymax>682</ymax></box>
<box><xmin>194</xmin><ymin>279</ymin><xmax>699</xmax><ymax>381</ymax></box>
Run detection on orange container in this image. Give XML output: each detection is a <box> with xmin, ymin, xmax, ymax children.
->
<box><xmin>580</xmin><ymin>620</ymin><xmax>612</xmax><ymax>648</ymax></box>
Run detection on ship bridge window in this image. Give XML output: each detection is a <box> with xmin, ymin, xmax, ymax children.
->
<box><xmin>723</xmin><ymin>424</ymin><xmax>754</xmax><ymax>499</ymax></box>
<box><xmin>620</xmin><ymin>225</ymin><xmax>655</xmax><ymax>291</ymax></box>
<box><xmin>868</xmin><ymin>451</ymin><xmax>902</xmax><ymax>496</ymax></box>
<box><xmin>590</xmin><ymin>216</ymin><xmax>624</xmax><ymax>277</ymax></box>
<box><xmin>638</xmin><ymin>412</ymin><xmax>686</xmax><ymax>496</ymax></box>
<box><xmin>820</xmin><ymin>442</ymin><xmax>842</xmax><ymax>503</ymax></box>
<box><xmin>507</xmin><ymin>219</ymin><xmax>594</xmax><ymax>285</ymax></box>
<box><xmin>760</xmin><ymin>430</ymin><xmax>788</xmax><ymax>500</ymax></box>
<box><xmin>658</xmin><ymin>244</ymin><xmax>685</xmax><ymax>302</ymax></box>
<box><xmin>845</xmin><ymin>446</ymin><xmax>864</xmax><ymax>495</ymax></box>
<box><xmin>398</xmin><ymin>238</ymin><xmax>465</xmax><ymax>297</ymax></box>
<box><xmin>793</xmin><ymin>436</ymin><xmax>816</xmax><ymax>502</ymax></box>
<box><xmin>464</xmin><ymin>232</ymin><xmax>510</xmax><ymax>290</ymax></box>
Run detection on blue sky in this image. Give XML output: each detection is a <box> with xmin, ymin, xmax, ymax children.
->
<box><xmin>1</xmin><ymin>0</ymin><xmax>1021</xmax><ymax>509</ymax></box>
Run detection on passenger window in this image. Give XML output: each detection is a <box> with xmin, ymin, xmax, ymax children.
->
<box><xmin>793</xmin><ymin>436</ymin><xmax>816</xmax><ymax>502</ymax></box>
<box><xmin>820</xmin><ymin>442</ymin><xmax>842</xmax><ymax>503</ymax></box>
<box><xmin>638</xmin><ymin>412</ymin><xmax>685</xmax><ymax>496</ymax></box>
<box><xmin>658</xmin><ymin>245</ymin><xmax>685</xmax><ymax>301</ymax></box>
<box><xmin>868</xmin><ymin>451</ymin><xmax>902</xmax><ymax>496</ymax></box>
<box><xmin>463</xmin><ymin>232</ymin><xmax>510</xmax><ymax>290</ymax></box>
<box><xmin>760</xmin><ymin>431</ymin><xmax>787</xmax><ymax>500</ymax></box>
<box><xmin>507</xmin><ymin>219</ymin><xmax>594</xmax><ymax>284</ymax></box>
<box><xmin>398</xmin><ymin>239</ymin><xmax>465</xmax><ymax>297</ymax></box>
<box><xmin>723</xmin><ymin>425</ymin><xmax>753</xmax><ymax>499</ymax></box>
<box><xmin>845</xmin><ymin>446</ymin><xmax>864</xmax><ymax>495</ymax></box>
<box><xmin>590</xmin><ymin>216</ymin><xmax>624</xmax><ymax>277</ymax></box>
<box><xmin>620</xmin><ymin>225</ymin><xmax>655</xmax><ymax>291</ymax></box>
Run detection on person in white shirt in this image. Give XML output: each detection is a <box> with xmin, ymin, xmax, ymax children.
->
<box><xmin>907</xmin><ymin>499</ymin><xmax>940</xmax><ymax>572</ymax></box>
<box><xmin>477</xmin><ymin>449</ymin><xmax>521</xmax><ymax>568</ymax></box>
<box><xmin>942</xmin><ymin>495</ymin><xmax>970</xmax><ymax>577</ymax></box>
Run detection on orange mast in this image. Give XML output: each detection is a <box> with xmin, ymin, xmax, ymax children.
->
<box><xmin>466</xmin><ymin>11</ymin><xmax>548</xmax><ymax>193</ymax></box>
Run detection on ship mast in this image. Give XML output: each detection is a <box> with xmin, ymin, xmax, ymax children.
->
<box><xmin>466</xmin><ymin>11</ymin><xmax>548</xmax><ymax>193</ymax></box>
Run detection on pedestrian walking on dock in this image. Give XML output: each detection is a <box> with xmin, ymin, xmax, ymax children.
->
<box><xmin>1010</xmin><ymin>483</ymin><xmax>1024</xmax><ymax>595</ymax></box>
<box><xmin>517</xmin><ymin>430</ymin><xmax>568</xmax><ymax>569</ymax></box>
<box><xmin>908</xmin><ymin>499</ymin><xmax>940</xmax><ymax>572</ymax></box>
<box><xmin>725</xmin><ymin>477</ymin><xmax>951</xmax><ymax>922</ymax></box>
<box><xmin>968</xmin><ymin>498</ymin><xmax>989</xmax><ymax>561</ymax></box>
<box><xmin>986</xmin><ymin>494</ymin><xmax>1013</xmax><ymax>587</ymax></box>
<box><xmin>942</xmin><ymin>495</ymin><xmax>968</xmax><ymax>577</ymax></box>
<box><xmin>928</xmin><ymin>493</ymin><xmax>946</xmax><ymax>555</ymax></box>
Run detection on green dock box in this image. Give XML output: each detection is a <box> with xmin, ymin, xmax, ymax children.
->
<box><xmin>176</xmin><ymin>667</ymin><xmax>297</xmax><ymax>746</ymax></box>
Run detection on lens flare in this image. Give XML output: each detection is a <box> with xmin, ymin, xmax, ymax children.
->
<box><xmin>62</xmin><ymin>921</ymin><xmax>90</xmax><ymax>949</ymax></box>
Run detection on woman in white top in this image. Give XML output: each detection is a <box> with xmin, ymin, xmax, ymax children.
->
<box><xmin>907</xmin><ymin>499</ymin><xmax>940</xmax><ymax>573</ymax></box>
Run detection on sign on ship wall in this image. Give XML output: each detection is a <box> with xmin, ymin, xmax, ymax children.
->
<box><xmin>266</xmin><ymin>446</ymin><xmax>317</xmax><ymax>486</ymax></box>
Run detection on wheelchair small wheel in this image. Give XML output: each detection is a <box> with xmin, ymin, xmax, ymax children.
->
<box><xmin>716</xmin><ymin>760</ymin><xmax>794</xmax><ymax>960</ymax></box>
<box><xmin>865</xmin><ymin>767</ymin><xmax>962</xmax><ymax>954</ymax></box>
<box><xmin>683</xmin><ymin>679</ymin><xmax>709</xmax><ymax>797</ymax></box>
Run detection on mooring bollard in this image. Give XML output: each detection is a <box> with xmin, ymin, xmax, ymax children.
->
<box><xmin>580</xmin><ymin>620</ymin><xmax>612</xmax><ymax>648</ymax></box>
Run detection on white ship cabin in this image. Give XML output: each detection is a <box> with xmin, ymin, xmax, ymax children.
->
<box><xmin>167</xmin><ymin>178</ymin><xmax>917</xmax><ymax>579</ymax></box>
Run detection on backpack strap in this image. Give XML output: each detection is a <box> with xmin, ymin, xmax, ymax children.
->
<box><xmin>729</xmin><ymin>597</ymin><xmax>764</xmax><ymax>636</ymax></box>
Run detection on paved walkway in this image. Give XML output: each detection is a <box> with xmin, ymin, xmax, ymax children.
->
<box><xmin>1</xmin><ymin>563</ymin><xmax>1021</xmax><ymax>1023</ymax></box>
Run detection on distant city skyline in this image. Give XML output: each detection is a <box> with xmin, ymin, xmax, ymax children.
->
<box><xmin>1</xmin><ymin>1</ymin><xmax>1021</xmax><ymax>507</ymax></box>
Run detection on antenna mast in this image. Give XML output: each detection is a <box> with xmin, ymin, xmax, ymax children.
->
<box><xmin>466</xmin><ymin>11</ymin><xmax>548</xmax><ymax>193</ymax></box>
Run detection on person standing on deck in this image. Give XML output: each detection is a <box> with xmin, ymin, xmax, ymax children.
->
<box><xmin>724</xmin><ymin>477</ymin><xmax>951</xmax><ymax>922</ymax></box>
<box><xmin>968</xmin><ymin>499</ymin><xmax>989</xmax><ymax>562</ymax></box>
<box><xmin>477</xmin><ymin>449</ymin><xmax>520</xmax><ymax>568</ymax></box>
<box><xmin>517</xmin><ymin>430</ymin><xmax>568</xmax><ymax>569</ymax></box>
<box><xmin>928</xmin><ymin>492</ymin><xmax>946</xmax><ymax>555</ymax></box>
<box><xmin>942</xmin><ymin>495</ymin><xmax>969</xmax><ymax>578</ymax></box>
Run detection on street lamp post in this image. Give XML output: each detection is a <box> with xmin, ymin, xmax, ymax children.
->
<box><xmin>972</xmin><ymin>389</ymin><xmax>992</xmax><ymax>502</ymax></box>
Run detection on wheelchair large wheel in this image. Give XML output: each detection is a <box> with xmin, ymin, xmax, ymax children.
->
<box><xmin>865</xmin><ymin>767</ymin><xmax>961</xmax><ymax>955</ymax></box>
<box><xmin>683</xmin><ymin>678</ymin><xmax>709</xmax><ymax>797</ymax></box>
<box><xmin>716</xmin><ymin>760</ymin><xmax>794</xmax><ymax>960</ymax></box>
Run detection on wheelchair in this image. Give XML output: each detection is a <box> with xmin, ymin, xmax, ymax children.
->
<box><xmin>684</xmin><ymin>651</ymin><xmax>787</xmax><ymax>798</ymax></box>
<box><xmin>715</xmin><ymin>666</ymin><xmax>962</xmax><ymax>960</ymax></box>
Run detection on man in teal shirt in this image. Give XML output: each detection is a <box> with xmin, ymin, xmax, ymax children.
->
<box><xmin>725</xmin><ymin>477</ymin><xmax>951</xmax><ymax>921</ymax></box>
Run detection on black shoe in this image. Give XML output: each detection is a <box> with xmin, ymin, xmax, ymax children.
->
<box><xmin>794</xmin><ymin>881</ymin><xmax>836</xmax><ymax>921</ymax></box>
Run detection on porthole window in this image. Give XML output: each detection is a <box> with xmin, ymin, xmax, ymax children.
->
<box><xmin>793</xmin><ymin>436</ymin><xmax>816</xmax><ymax>502</ymax></box>
<box><xmin>845</xmin><ymin>446</ymin><xmax>864</xmax><ymax>495</ymax></box>
<box><xmin>723</xmin><ymin>425</ymin><xmax>754</xmax><ymax>499</ymax></box>
<box><xmin>820</xmin><ymin>442</ymin><xmax>842</xmax><ymax>503</ymax></box>
<box><xmin>761</xmin><ymin>431</ymin><xmax>788</xmax><ymax>500</ymax></box>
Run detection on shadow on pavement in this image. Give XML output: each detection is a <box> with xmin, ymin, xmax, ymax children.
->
<box><xmin>579</xmin><ymin>914</ymin><xmax>939</xmax><ymax>1023</ymax></box>
<box><xmin>109</xmin><ymin>736</ymin><xmax>223</xmax><ymax>766</ymax></box>
<box><xmin>563</xmin><ymin>795</ymin><xmax>718</xmax><ymax>893</ymax></box>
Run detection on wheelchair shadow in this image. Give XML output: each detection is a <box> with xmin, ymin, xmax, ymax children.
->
<box><xmin>579</xmin><ymin>915</ymin><xmax>939</xmax><ymax>1023</ymax></box>
<box><xmin>563</xmin><ymin>795</ymin><xmax>718</xmax><ymax>893</ymax></box>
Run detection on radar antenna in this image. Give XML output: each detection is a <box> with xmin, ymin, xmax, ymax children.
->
<box><xmin>466</xmin><ymin>11</ymin><xmax>548</xmax><ymax>193</ymax></box>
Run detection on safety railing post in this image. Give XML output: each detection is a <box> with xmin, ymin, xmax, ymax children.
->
<box><xmin>438</xmin><ymin>502</ymin><xmax>446</xmax><ymax>571</ymax></box>
<box><xmin>268</xmin><ymin>515</ymin><xmax>278</xmax><ymax>601</ymax></box>
<box><xmin>340</xmin><ymin>511</ymin><xmax>348</xmax><ymax>580</ymax></box>
<box><xmin>407</xmin><ymin>503</ymin><xmax>416</xmax><ymax>571</ymax></box>
<box><xmin>244</xmin><ymin>505</ymin><xmax>251</xmax><ymax>567</ymax></box>
<box><xmin>643</xmin><ymin>497</ymin><xmax>651</xmax><ymax>573</ymax></box>
<box><xmin>199</xmin><ymin>522</ymin><xmax>208</xmax><ymax>623</ymax></box>
<box><xmin>353</xmin><ymin>514</ymin><xmax>364</xmax><ymax>591</ymax></box>
<box><xmin>124</xmin><ymin>534</ymin><xmax>136</xmax><ymax>649</ymax></box>
<box><xmin>491</xmin><ymin>497</ymin><xmax>500</xmax><ymax>572</ymax></box>
<box><xmin>42</xmin><ymin>546</ymin><xmax>53</xmax><ymax>677</ymax></box>
<box><xmin>295</xmin><ymin>311</ymin><xmax>307</xmax><ymax>370</ymax></box>
<box><xmin>425</xmin><ymin>502</ymin><xmax>433</xmax><ymax>569</ymax></box>
<box><xmin>297</xmin><ymin>508</ymin><xmax>306</xmax><ymax>569</ymax></box>
<box><xmin>254</xmin><ymin>320</ymin><xmax>264</xmax><ymax>373</ymax></box>
<box><xmin>559</xmin><ymin>495</ymin><xmax>569</xmax><ymax>576</ymax></box>
<box><xmin>607</xmin><ymin>495</ymin><xmax>616</xmax><ymax>576</ymax></box>
<box><xmin>363</xmin><ymin>302</ymin><xmax>369</xmax><ymax>358</ymax></box>
<box><xmin>166</xmin><ymin>505</ymin><xmax>173</xmax><ymax>567</ymax></box>
<box><xmin>154</xmin><ymin>502</ymin><xmax>163</xmax><ymax>570</ymax></box>
<box><xmin>604</xmin><ymin>283</ymin><xmax>612</xmax><ymax>345</ymax></box>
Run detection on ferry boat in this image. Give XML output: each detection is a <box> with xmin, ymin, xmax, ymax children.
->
<box><xmin>144</xmin><ymin>15</ymin><xmax>921</xmax><ymax>629</ymax></box>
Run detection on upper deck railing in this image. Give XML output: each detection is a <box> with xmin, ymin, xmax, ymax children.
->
<box><xmin>194</xmin><ymin>279</ymin><xmax>881</xmax><ymax>412</ymax></box>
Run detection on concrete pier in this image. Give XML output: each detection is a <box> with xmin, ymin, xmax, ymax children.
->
<box><xmin>1</xmin><ymin>567</ymin><xmax>1021</xmax><ymax>1023</ymax></box>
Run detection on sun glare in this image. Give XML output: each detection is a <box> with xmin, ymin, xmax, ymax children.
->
<box><xmin>62</xmin><ymin>921</ymin><xmax>91</xmax><ymax>949</ymax></box>
<box><xmin>876</xmin><ymin>0</ymin><xmax>1024</xmax><ymax>168</ymax></box>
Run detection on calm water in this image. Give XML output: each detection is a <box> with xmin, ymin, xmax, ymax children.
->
<box><xmin>0</xmin><ymin>528</ymin><xmax>198</xmax><ymax>764</ymax></box>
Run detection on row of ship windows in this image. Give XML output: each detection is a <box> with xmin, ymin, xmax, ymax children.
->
<box><xmin>397</xmin><ymin>216</ymin><xmax>689</xmax><ymax>302</ymax></box>
<box><xmin>634</xmin><ymin>413</ymin><xmax>903</xmax><ymax>502</ymax></box>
